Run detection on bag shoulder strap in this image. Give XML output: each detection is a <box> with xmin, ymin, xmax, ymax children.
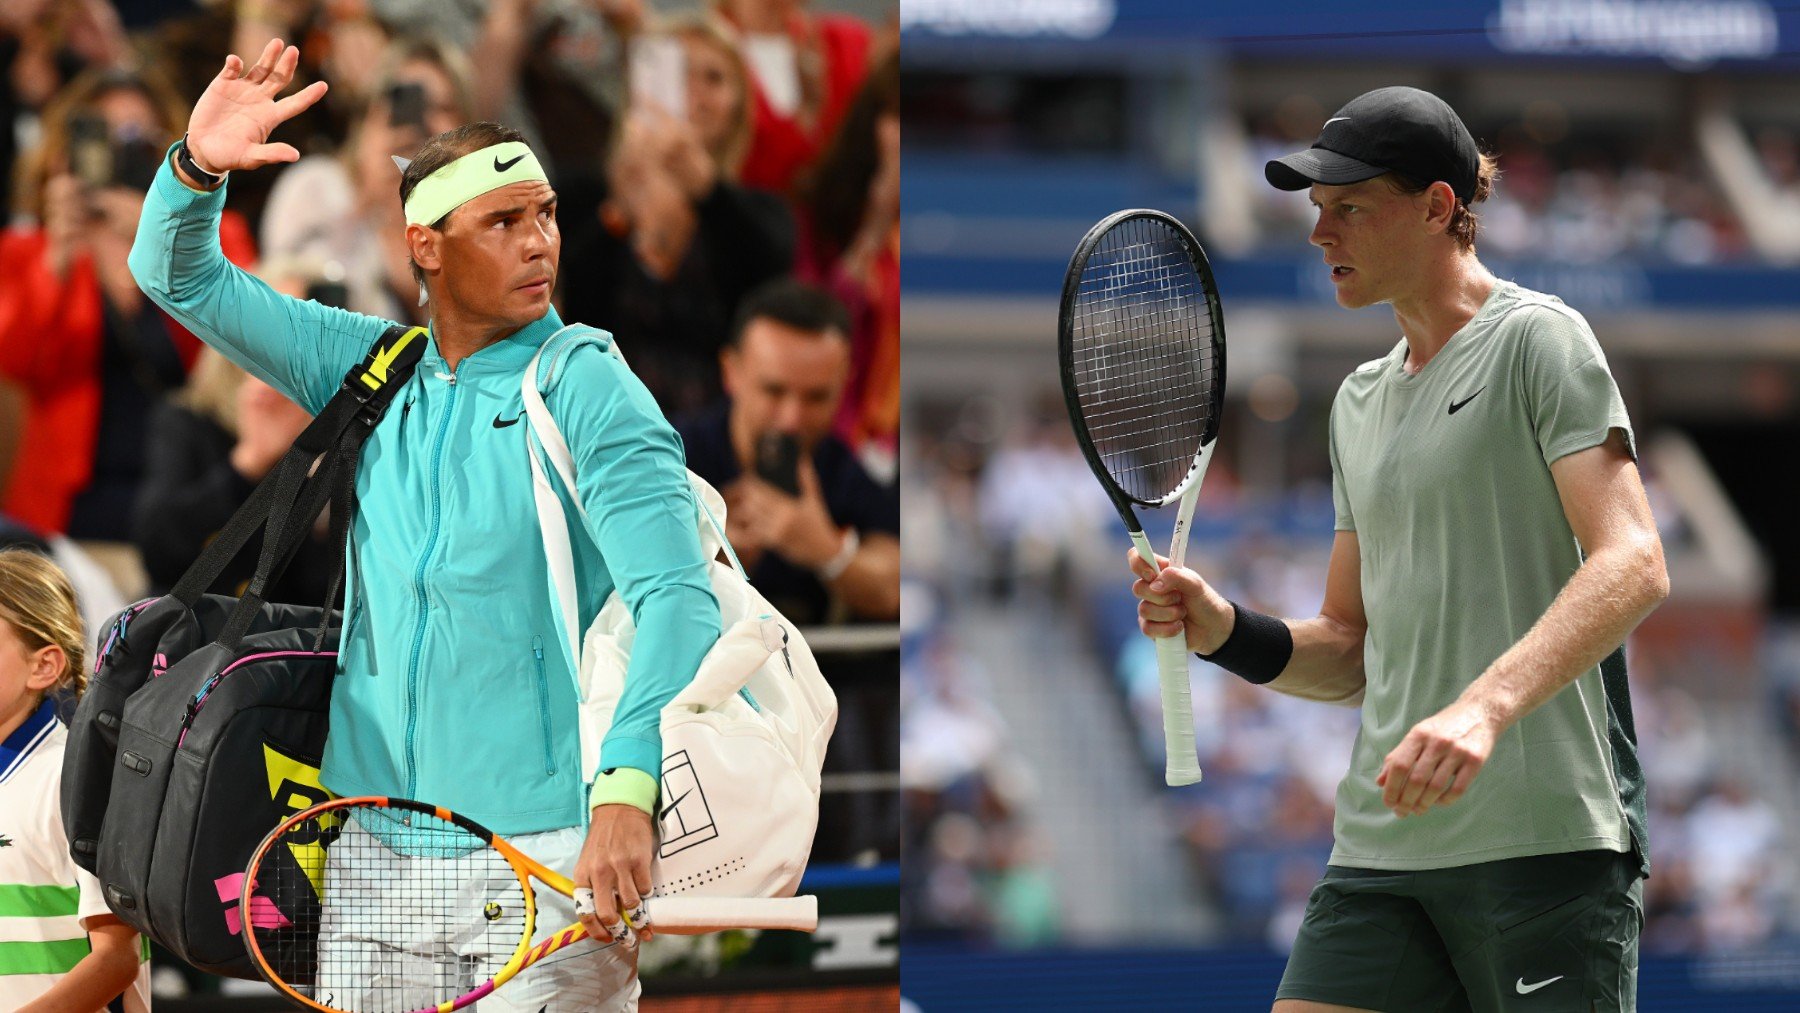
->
<box><xmin>519</xmin><ymin>327</ymin><xmax>744</xmax><ymax>675</ymax></box>
<box><xmin>172</xmin><ymin>324</ymin><xmax>426</xmax><ymax>648</ymax></box>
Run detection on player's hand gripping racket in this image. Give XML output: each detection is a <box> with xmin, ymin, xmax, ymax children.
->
<box><xmin>242</xmin><ymin>795</ymin><xmax>818</xmax><ymax>1012</ymax></box>
<box><xmin>1059</xmin><ymin>209</ymin><xmax>1226</xmax><ymax>786</ymax></box>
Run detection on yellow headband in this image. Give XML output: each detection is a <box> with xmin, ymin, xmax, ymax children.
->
<box><xmin>403</xmin><ymin>141</ymin><xmax>548</xmax><ymax>226</ymax></box>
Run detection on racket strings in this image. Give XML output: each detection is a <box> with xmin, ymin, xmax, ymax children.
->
<box><xmin>1070</xmin><ymin>215</ymin><xmax>1219</xmax><ymax>503</ymax></box>
<box><xmin>251</xmin><ymin>804</ymin><xmax>530</xmax><ymax>1012</ymax></box>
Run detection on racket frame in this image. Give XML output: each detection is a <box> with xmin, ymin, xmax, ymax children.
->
<box><xmin>1057</xmin><ymin>208</ymin><xmax>1227</xmax><ymax>787</ymax></box>
<box><xmin>242</xmin><ymin>795</ymin><xmax>818</xmax><ymax>1013</ymax></box>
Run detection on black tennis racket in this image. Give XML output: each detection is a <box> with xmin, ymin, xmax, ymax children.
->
<box><xmin>1058</xmin><ymin>209</ymin><xmax>1226</xmax><ymax>786</ymax></box>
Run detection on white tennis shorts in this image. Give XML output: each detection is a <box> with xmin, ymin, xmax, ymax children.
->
<box><xmin>315</xmin><ymin>818</ymin><xmax>639</xmax><ymax>1011</ymax></box>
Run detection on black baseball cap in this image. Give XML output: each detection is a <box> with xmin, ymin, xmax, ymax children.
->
<box><xmin>1265</xmin><ymin>86</ymin><xmax>1480</xmax><ymax>202</ymax></box>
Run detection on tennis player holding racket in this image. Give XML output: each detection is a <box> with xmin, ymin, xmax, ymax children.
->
<box><xmin>129</xmin><ymin>40</ymin><xmax>720</xmax><ymax>1010</ymax></box>
<box><xmin>1131</xmin><ymin>87</ymin><xmax>1667</xmax><ymax>1012</ymax></box>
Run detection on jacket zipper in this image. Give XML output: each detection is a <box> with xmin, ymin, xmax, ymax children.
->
<box><xmin>405</xmin><ymin>371</ymin><xmax>457</xmax><ymax>796</ymax></box>
<box><xmin>532</xmin><ymin>636</ymin><xmax>557</xmax><ymax>775</ymax></box>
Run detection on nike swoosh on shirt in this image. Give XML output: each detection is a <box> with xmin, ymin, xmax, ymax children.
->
<box><xmin>494</xmin><ymin>153</ymin><xmax>526</xmax><ymax>172</ymax></box>
<box><xmin>493</xmin><ymin>413</ymin><xmax>523</xmax><ymax>428</ymax></box>
<box><xmin>1448</xmin><ymin>387</ymin><xmax>1486</xmax><ymax>414</ymax></box>
<box><xmin>1515</xmin><ymin>975</ymin><xmax>1564</xmax><ymax>994</ymax></box>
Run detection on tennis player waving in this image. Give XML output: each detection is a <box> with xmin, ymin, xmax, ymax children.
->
<box><xmin>1132</xmin><ymin>86</ymin><xmax>1667</xmax><ymax>1012</ymax></box>
<box><xmin>130</xmin><ymin>40</ymin><xmax>720</xmax><ymax>1010</ymax></box>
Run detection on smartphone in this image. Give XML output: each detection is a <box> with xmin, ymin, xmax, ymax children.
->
<box><xmin>388</xmin><ymin>82</ymin><xmax>427</xmax><ymax>132</ymax></box>
<box><xmin>69</xmin><ymin>114</ymin><xmax>112</xmax><ymax>189</ymax></box>
<box><xmin>111</xmin><ymin>137</ymin><xmax>162</xmax><ymax>192</ymax></box>
<box><xmin>629</xmin><ymin>34</ymin><xmax>687</xmax><ymax>118</ymax></box>
<box><xmin>755</xmin><ymin>433</ymin><xmax>802</xmax><ymax>496</ymax></box>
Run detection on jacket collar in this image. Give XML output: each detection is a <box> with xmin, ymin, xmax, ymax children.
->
<box><xmin>420</xmin><ymin>306</ymin><xmax>567</xmax><ymax>375</ymax></box>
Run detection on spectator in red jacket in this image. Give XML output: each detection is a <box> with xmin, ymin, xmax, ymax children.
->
<box><xmin>714</xmin><ymin>0</ymin><xmax>874</xmax><ymax>196</ymax></box>
<box><xmin>0</xmin><ymin>66</ymin><xmax>256</xmax><ymax>538</ymax></box>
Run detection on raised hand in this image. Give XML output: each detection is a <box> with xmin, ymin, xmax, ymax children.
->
<box><xmin>185</xmin><ymin>39</ymin><xmax>329</xmax><ymax>176</ymax></box>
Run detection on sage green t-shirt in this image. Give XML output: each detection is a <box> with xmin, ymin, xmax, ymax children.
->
<box><xmin>1327</xmin><ymin>279</ymin><xmax>1646</xmax><ymax>871</ymax></box>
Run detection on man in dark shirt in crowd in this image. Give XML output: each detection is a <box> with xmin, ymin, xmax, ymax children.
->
<box><xmin>677</xmin><ymin>279</ymin><xmax>898</xmax><ymax>625</ymax></box>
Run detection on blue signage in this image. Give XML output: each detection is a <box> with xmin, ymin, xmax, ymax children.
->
<box><xmin>901</xmin><ymin>0</ymin><xmax>1798</xmax><ymax>68</ymax></box>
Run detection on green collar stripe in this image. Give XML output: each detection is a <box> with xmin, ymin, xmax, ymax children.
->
<box><xmin>404</xmin><ymin>141</ymin><xmax>547</xmax><ymax>226</ymax></box>
<box><xmin>0</xmin><ymin>937</ymin><xmax>90</xmax><ymax>976</ymax></box>
<box><xmin>0</xmin><ymin>883</ymin><xmax>81</xmax><ymax>918</ymax></box>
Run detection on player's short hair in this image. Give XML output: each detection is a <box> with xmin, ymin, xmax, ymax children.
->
<box><xmin>728</xmin><ymin>279</ymin><xmax>853</xmax><ymax>348</ymax></box>
<box><xmin>399</xmin><ymin>121</ymin><xmax>530</xmax><ymax>286</ymax></box>
<box><xmin>1383</xmin><ymin>151</ymin><xmax>1501</xmax><ymax>252</ymax></box>
<box><xmin>0</xmin><ymin>548</ymin><xmax>86</xmax><ymax>698</ymax></box>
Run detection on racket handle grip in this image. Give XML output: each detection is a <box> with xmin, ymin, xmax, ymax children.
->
<box><xmin>1155</xmin><ymin>633</ymin><xmax>1203</xmax><ymax>786</ymax></box>
<box><xmin>648</xmin><ymin>895</ymin><xmax>819</xmax><ymax>934</ymax></box>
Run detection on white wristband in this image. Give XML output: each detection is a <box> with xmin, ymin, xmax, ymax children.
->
<box><xmin>816</xmin><ymin>528</ymin><xmax>859</xmax><ymax>582</ymax></box>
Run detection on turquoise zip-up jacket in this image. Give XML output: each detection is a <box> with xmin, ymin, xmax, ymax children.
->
<box><xmin>128</xmin><ymin>153</ymin><xmax>720</xmax><ymax>834</ymax></box>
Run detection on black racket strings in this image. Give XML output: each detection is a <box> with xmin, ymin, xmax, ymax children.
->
<box><xmin>255</xmin><ymin>804</ymin><xmax>529</xmax><ymax>1009</ymax></box>
<box><xmin>1070</xmin><ymin>216</ymin><xmax>1219</xmax><ymax>504</ymax></box>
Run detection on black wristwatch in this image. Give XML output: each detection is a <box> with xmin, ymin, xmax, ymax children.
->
<box><xmin>176</xmin><ymin>134</ymin><xmax>225</xmax><ymax>189</ymax></box>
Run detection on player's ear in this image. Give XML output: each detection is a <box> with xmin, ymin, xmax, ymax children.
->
<box><xmin>408</xmin><ymin>221</ymin><xmax>443</xmax><ymax>274</ymax></box>
<box><xmin>1423</xmin><ymin>181</ymin><xmax>1457</xmax><ymax>235</ymax></box>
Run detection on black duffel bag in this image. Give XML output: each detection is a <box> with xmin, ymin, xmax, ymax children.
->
<box><xmin>61</xmin><ymin>324</ymin><xmax>423</xmax><ymax>977</ymax></box>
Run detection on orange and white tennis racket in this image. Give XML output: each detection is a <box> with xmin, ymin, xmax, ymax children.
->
<box><xmin>241</xmin><ymin>795</ymin><xmax>817</xmax><ymax>1012</ymax></box>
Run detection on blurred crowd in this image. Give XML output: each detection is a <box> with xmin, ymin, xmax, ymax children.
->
<box><xmin>0</xmin><ymin>0</ymin><xmax>898</xmax><ymax>626</ymax></box>
<box><xmin>1242</xmin><ymin>100</ymin><xmax>1800</xmax><ymax>265</ymax></box>
<box><xmin>900</xmin><ymin>394</ymin><xmax>1800</xmax><ymax>958</ymax></box>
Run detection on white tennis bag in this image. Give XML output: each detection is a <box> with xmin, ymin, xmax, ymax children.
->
<box><xmin>520</xmin><ymin>327</ymin><xmax>837</xmax><ymax>902</ymax></box>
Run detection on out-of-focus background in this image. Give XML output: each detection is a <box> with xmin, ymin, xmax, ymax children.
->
<box><xmin>899</xmin><ymin>1</ymin><xmax>1800</xmax><ymax>1008</ymax></box>
<box><xmin>0</xmin><ymin>0</ymin><xmax>896</xmax><ymax>1007</ymax></box>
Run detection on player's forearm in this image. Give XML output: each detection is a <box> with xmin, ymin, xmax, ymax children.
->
<box><xmin>1267</xmin><ymin>613</ymin><xmax>1366</xmax><ymax>706</ymax></box>
<box><xmin>1460</xmin><ymin>535</ymin><xmax>1668</xmax><ymax>729</ymax></box>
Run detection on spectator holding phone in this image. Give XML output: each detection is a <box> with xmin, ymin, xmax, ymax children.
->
<box><xmin>676</xmin><ymin>279</ymin><xmax>898</xmax><ymax>624</ymax></box>
<box><xmin>0</xmin><ymin>66</ymin><xmax>256</xmax><ymax>538</ymax></box>
<box><xmin>561</xmin><ymin>16</ymin><xmax>794</xmax><ymax>415</ymax></box>
<box><xmin>259</xmin><ymin>37</ymin><xmax>474</xmax><ymax>321</ymax></box>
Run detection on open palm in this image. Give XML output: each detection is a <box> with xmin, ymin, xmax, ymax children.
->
<box><xmin>186</xmin><ymin>39</ymin><xmax>329</xmax><ymax>174</ymax></box>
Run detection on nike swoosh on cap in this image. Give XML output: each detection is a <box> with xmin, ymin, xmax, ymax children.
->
<box><xmin>1515</xmin><ymin>975</ymin><xmax>1564</xmax><ymax>994</ymax></box>
<box><xmin>495</xmin><ymin>153</ymin><xmax>526</xmax><ymax>172</ymax></box>
<box><xmin>1324</xmin><ymin>116</ymin><xmax>1352</xmax><ymax>126</ymax></box>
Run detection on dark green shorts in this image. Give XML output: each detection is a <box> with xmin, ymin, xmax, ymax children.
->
<box><xmin>1276</xmin><ymin>849</ymin><xmax>1643</xmax><ymax>1012</ymax></box>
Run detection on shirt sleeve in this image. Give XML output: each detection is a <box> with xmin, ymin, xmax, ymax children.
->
<box><xmin>548</xmin><ymin>345</ymin><xmax>721</xmax><ymax>786</ymax></box>
<box><xmin>1328</xmin><ymin>395</ymin><xmax>1355</xmax><ymax>532</ymax></box>
<box><xmin>127</xmin><ymin>144</ymin><xmax>395</xmax><ymax>414</ymax></box>
<box><xmin>1517</xmin><ymin>304</ymin><xmax>1635</xmax><ymax>466</ymax></box>
<box><xmin>74</xmin><ymin>863</ymin><xmax>113</xmax><ymax>929</ymax></box>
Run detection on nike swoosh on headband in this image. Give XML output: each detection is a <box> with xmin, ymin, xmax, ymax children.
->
<box><xmin>495</xmin><ymin>153</ymin><xmax>526</xmax><ymax>172</ymax></box>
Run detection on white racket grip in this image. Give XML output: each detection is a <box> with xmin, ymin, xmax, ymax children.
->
<box><xmin>647</xmin><ymin>895</ymin><xmax>819</xmax><ymax>935</ymax></box>
<box><xmin>1128</xmin><ymin>528</ymin><xmax>1203</xmax><ymax>786</ymax></box>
